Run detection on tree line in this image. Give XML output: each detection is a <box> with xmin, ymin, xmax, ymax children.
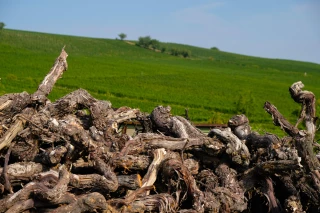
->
<box><xmin>117</xmin><ymin>33</ymin><xmax>191</xmax><ymax>58</ymax></box>
<box><xmin>136</xmin><ymin>36</ymin><xmax>191</xmax><ymax>58</ymax></box>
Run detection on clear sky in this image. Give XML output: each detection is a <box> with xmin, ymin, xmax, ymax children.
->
<box><xmin>1</xmin><ymin>0</ymin><xmax>319</xmax><ymax>63</ymax></box>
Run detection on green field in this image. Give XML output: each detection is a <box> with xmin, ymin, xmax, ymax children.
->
<box><xmin>1</xmin><ymin>29</ymin><xmax>320</xmax><ymax>136</ymax></box>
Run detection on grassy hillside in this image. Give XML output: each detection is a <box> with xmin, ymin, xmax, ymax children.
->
<box><xmin>1</xmin><ymin>29</ymin><xmax>320</xmax><ymax>136</ymax></box>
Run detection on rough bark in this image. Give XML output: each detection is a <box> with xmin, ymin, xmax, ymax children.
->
<box><xmin>0</xmin><ymin>117</ymin><xmax>25</xmax><ymax>151</ymax></box>
<box><xmin>161</xmin><ymin>157</ymin><xmax>205</xmax><ymax>212</ymax></box>
<box><xmin>0</xmin><ymin>162</ymin><xmax>44</xmax><ymax>183</ymax></box>
<box><xmin>69</xmin><ymin>173</ymin><xmax>119</xmax><ymax>192</ymax></box>
<box><xmin>5</xmin><ymin>198</ymin><xmax>35</xmax><ymax>213</ymax></box>
<box><xmin>108</xmin><ymin>192</ymin><xmax>178</xmax><ymax>213</ymax></box>
<box><xmin>140</xmin><ymin>148</ymin><xmax>167</xmax><ymax>195</ymax></box>
<box><xmin>1</xmin><ymin>50</ymin><xmax>319</xmax><ymax>212</ymax></box>
<box><xmin>261</xmin><ymin>81</ymin><xmax>320</xmax><ymax>212</ymax></box>
<box><xmin>50</xmin><ymin>192</ymin><xmax>108</xmax><ymax>213</ymax></box>
<box><xmin>90</xmin><ymin>152</ymin><xmax>118</xmax><ymax>192</ymax></box>
<box><xmin>289</xmin><ymin>81</ymin><xmax>317</xmax><ymax>136</ymax></box>
<box><xmin>117</xmin><ymin>174</ymin><xmax>142</xmax><ymax>189</ymax></box>
<box><xmin>228</xmin><ymin>114</ymin><xmax>251</xmax><ymax>140</ymax></box>
<box><xmin>209</xmin><ymin>127</ymin><xmax>251</xmax><ymax>166</ymax></box>
<box><xmin>150</xmin><ymin>105</ymin><xmax>205</xmax><ymax>138</ymax></box>
<box><xmin>32</xmin><ymin>47</ymin><xmax>68</xmax><ymax>102</ymax></box>
<box><xmin>112</xmin><ymin>154</ymin><xmax>151</xmax><ymax>170</ymax></box>
<box><xmin>120</xmin><ymin>133</ymin><xmax>224</xmax><ymax>156</ymax></box>
<box><xmin>264</xmin><ymin>101</ymin><xmax>320</xmax><ymax>171</ymax></box>
<box><xmin>0</xmin><ymin>92</ymin><xmax>31</xmax><ymax>120</ymax></box>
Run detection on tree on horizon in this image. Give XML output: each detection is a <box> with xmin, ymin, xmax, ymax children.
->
<box><xmin>118</xmin><ymin>33</ymin><xmax>127</xmax><ymax>40</ymax></box>
<box><xmin>0</xmin><ymin>22</ymin><xmax>5</xmax><ymax>30</ymax></box>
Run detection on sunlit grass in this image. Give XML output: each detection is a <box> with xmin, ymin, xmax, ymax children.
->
<box><xmin>0</xmin><ymin>29</ymin><xmax>319</xmax><ymax>138</ymax></box>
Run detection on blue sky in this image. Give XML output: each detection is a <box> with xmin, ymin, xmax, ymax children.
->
<box><xmin>1</xmin><ymin>0</ymin><xmax>319</xmax><ymax>63</ymax></box>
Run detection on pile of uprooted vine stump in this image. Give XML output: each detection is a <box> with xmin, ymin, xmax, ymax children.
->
<box><xmin>0</xmin><ymin>48</ymin><xmax>319</xmax><ymax>213</ymax></box>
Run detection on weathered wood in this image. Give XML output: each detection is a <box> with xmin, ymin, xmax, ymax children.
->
<box><xmin>90</xmin><ymin>152</ymin><xmax>118</xmax><ymax>192</ymax></box>
<box><xmin>46</xmin><ymin>88</ymin><xmax>101</xmax><ymax>117</ymax></box>
<box><xmin>31</xmin><ymin>113</ymin><xmax>98</xmax><ymax>149</ymax></box>
<box><xmin>209</xmin><ymin>127</ymin><xmax>250</xmax><ymax>166</ymax></box>
<box><xmin>141</xmin><ymin>148</ymin><xmax>167</xmax><ymax>195</ymax></box>
<box><xmin>197</xmin><ymin>169</ymin><xmax>219</xmax><ymax>191</ymax></box>
<box><xmin>228</xmin><ymin>114</ymin><xmax>251</xmax><ymax>140</ymax></box>
<box><xmin>284</xmin><ymin>195</ymin><xmax>304</xmax><ymax>213</ymax></box>
<box><xmin>11</xmin><ymin>138</ymin><xmax>39</xmax><ymax>162</ymax></box>
<box><xmin>264</xmin><ymin>101</ymin><xmax>300</xmax><ymax>137</ymax></box>
<box><xmin>71</xmin><ymin>158</ymin><xmax>94</xmax><ymax>169</ymax></box>
<box><xmin>289</xmin><ymin>81</ymin><xmax>317</xmax><ymax>136</ymax></box>
<box><xmin>261</xmin><ymin>177</ymin><xmax>281</xmax><ymax>213</ymax></box>
<box><xmin>116</xmin><ymin>185</ymin><xmax>154</xmax><ymax>206</ymax></box>
<box><xmin>0</xmin><ymin>162</ymin><xmax>44</xmax><ymax>184</ymax></box>
<box><xmin>241</xmin><ymin>160</ymin><xmax>300</xmax><ymax>189</ymax></box>
<box><xmin>246</xmin><ymin>132</ymin><xmax>281</xmax><ymax>149</ymax></box>
<box><xmin>91</xmin><ymin>104</ymin><xmax>139</xmax><ymax>133</ymax></box>
<box><xmin>117</xmin><ymin>174</ymin><xmax>142</xmax><ymax>189</ymax></box>
<box><xmin>0</xmin><ymin>92</ymin><xmax>31</xmax><ymax>120</ymax></box>
<box><xmin>0</xmin><ymin>183</ymin><xmax>3</xmax><ymax>194</ymax></box>
<box><xmin>150</xmin><ymin>105</ymin><xmax>205</xmax><ymax>138</ymax></box>
<box><xmin>0</xmin><ymin>117</ymin><xmax>25</xmax><ymax>151</ymax></box>
<box><xmin>120</xmin><ymin>133</ymin><xmax>224</xmax><ymax>156</ymax></box>
<box><xmin>0</xmin><ymin>50</ymin><xmax>69</xmax><ymax>151</ymax></box>
<box><xmin>2</xmin><ymin>147</ymin><xmax>13</xmax><ymax>193</ymax></box>
<box><xmin>264</xmin><ymin>101</ymin><xmax>320</xmax><ymax>171</ymax></box>
<box><xmin>108</xmin><ymin>192</ymin><xmax>178</xmax><ymax>213</ymax></box>
<box><xmin>32</xmin><ymin>47</ymin><xmax>68</xmax><ymax>102</ymax></box>
<box><xmin>214</xmin><ymin>163</ymin><xmax>247</xmax><ymax>212</ymax></box>
<box><xmin>70</xmin><ymin>173</ymin><xmax>112</xmax><ymax>190</ymax></box>
<box><xmin>0</xmin><ymin>48</ymin><xmax>68</xmax><ymax>150</ymax></box>
<box><xmin>125</xmin><ymin>193</ymin><xmax>178</xmax><ymax>213</ymax></box>
<box><xmin>33</xmin><ymin>165</ymin><xmax>71</xmax><ymax>203</ymax></box>
<box><xmin>161</xmin><ymin>158</ymin><xmax>205</xmax><ymax>212</ymax></box>
<box><xmin>50</xmin><ymin>192</ymin><xmax>108</xmax><ymax>213</ymax></box>
<box><xmin>36</xmin><ymin>145</ymin><xmax>67</xmax><ymax>166</ymax></box>
<box><xmin>6</xmin><ymin>198</ymin><xmax>35</xmax><ymax>213</ymax></box>
<box><xmin>0</xmin><ymin>98</ymin><xmax>13</xmax><ymax>111</ymax></box>
<box><xmin>183</xmin><ymin>158</ymin><xmax>199</xmax><ymax>175</ymax></box>
<box><xmin>136</xmin><ymin>112</ymin><xmax>153</xmax><ymax>133</ymax></box>
<box><xmin>1</xmin><ymin>50</ymin><xmax>320</xmax><ymax>212</ymax></box>
<box><xmin>0</xmin><ymin>182</ymin><xmax>40</xmax><ymax>213</ymax></box>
